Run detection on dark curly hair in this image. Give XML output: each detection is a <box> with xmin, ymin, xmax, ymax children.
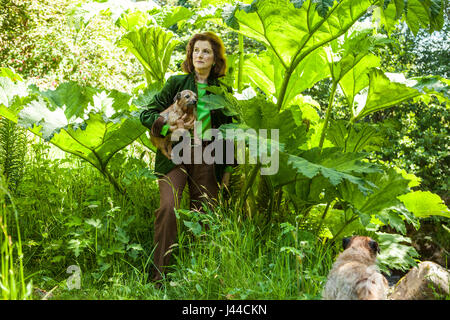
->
<box><xmin>181</xmin><ymin>32</ymin><xmax>227</xmax><ymax>78</ymax></box>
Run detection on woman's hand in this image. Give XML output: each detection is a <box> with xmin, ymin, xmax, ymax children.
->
<box><xmin>169</xmin><ymin>114</ymin><xmax>189</xmax><ymax>132</ymax></box>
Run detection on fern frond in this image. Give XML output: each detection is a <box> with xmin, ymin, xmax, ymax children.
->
<box><xmin>0</xmin><ymin>117</ymin><xmax>27</xmax><ymax>193</ymax></box>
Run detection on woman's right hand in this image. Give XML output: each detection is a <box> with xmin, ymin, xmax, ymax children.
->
<box><xmin>169</xmin><ymin>114</ymin><xmax>189</xmax><ymax>132</ymax></box>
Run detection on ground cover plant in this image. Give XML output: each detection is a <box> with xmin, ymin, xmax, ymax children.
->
<box><xmin>0</xmin><ymin>0</ymin><xmax>449</xmax><ymax>300</ymax></box>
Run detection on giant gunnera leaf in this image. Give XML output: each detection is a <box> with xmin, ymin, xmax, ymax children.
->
<box><xmin>379</xmin><ymin>0</ymin><xmax>445</xmax><ymax>35</ymax></box>
<box><xmin>0</xmin><ymin>77</ymin><xmax>150</xmax><ymax>176</ymax></box>
<box><xmin>398</xmin><ymin>191</ymin><xmax>450</xmax><ymax>219</ymax></box>
<box><xmin>223</xmin><ymin>0</ymin><xmax>445</xmax><ymax>110</ymax></box>
<box><xmin>117</xmin><ymin>25</ymin><xmax>180</xmax><ymax>87</ymax></box>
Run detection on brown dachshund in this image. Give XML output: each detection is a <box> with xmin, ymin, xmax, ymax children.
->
<box><xmin>151</xmin><ymin>90</ymin><xmax>197</xmax><ymax>159</ymax></box>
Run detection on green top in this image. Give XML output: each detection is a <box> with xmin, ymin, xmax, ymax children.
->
<box><xmin>195</xmin><ymin>82</ymin><xmax>212</xmax><ymax>140</ymax></box>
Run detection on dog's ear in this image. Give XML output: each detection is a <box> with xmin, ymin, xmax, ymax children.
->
<box><xmin>174</xmin><ymin>92</ymin><xmax>181</xmax><ymax>102</ymax></box>
<box><xmin>368</xmin><ymin>240</ymin><xmax>380</xmax><ymax>255</ymax></box>
<box><xmin>342</xmin><ymin>237</ymin><xmax>351</xmax><ymax>250</ymax></box>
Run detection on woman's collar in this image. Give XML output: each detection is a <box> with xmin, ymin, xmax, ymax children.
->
<box><xmin>190</xmin><ymin>72</ymin><xmax>218</xmax><ymax>85</ymax></box>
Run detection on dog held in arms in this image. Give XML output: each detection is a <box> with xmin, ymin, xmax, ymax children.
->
<box><xmin>322</xmin><ymin>236</ymin><xmax>389</xmax><ymax>300</ymax></box>
<box><xmin>151</xmin><ymin>90</ymin><xmax>197</xmax><ymax>159</ymax></box>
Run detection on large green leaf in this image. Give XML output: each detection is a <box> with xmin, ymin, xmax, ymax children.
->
<box><xmin>338</xmin><ymin>54</ymin><xmax>380</xmax><ymax>108</ymax></box>
<box><xmin>29</xmin><ymin>82</ymin><xmax>99</xmax><ymax>120</ymax></box>
<box><xmin>333</xmin><ymin>30</ymin><xmax>385</xmax><ymax>108</ymax></box>
<box><xmin>1</xmin><ymin>80</ymin><xmax>149</xmax><ymax>173</ymax></box>
<box><xmin>398</xmin><ymin>191</ymin><xmax>450</xmax><ymax>219</ymax></box>
<box><xmin>242</xmin><ymin>52</ymin><xmax>278</xmax><ymax>99</ymax></box>
<box><xmin>327</xmin><ymin>120</ymin><xmax>384</xmax><ymax>153</ymax></box>
<box><xmin>73</xmin><ymin>0</ymin><xmax>160</xmax><ymax>26</ymax></box>
<box><xmin>352</xmin><ymin>69</ymin><xmax>422</xmax><ymax>121</ymax></box>
<box><xmin>380</xmin><ymin>0</ymin><xmax>445</xmax><ymax>35</ymax></box>
<box><xmin>287</xmin><ymin>148</ymin><xmax>380</xmax><ymax>195</ymax></box>
<box><xmin>206</xmin><ymin>91</ymin><xmax>306</xmax><ymax>151</ymax></box>
<box><xmin>411</xmin><ymin>75</ymin><xmax>450</xmax><ymax>103</ymax></box>
<box><xmin>157</xmin><ymin>6</ymin><xmax>194</xmax><ymax>29</ymax></box>
<box><xmin>338</xmin><ymin>167</ymin><xmax>412</xmax><ymax>226</ymax></box>
<box><xmin>224</xmin><ymin>0</ymin><xmax>445</xmax><ymax>110</ymax></box>
<box><xmin>117</xmin><ymin>6</ymin><xmax>194</xmax><ymax>31</ymax></box>
<box><xmin>343</xmin><ymin>70</ymin><xmax>450</xmax><ymax>122</ymax></box>
<box><xmin>376</xmin><ymin>232</ymin><xmax>419</xmax><ymax>272</ymax></box>
<box><xmin>405</xmin><ymin>0</ymin><xmax>431</xmax><ymax>35</ymax></box>
<box><xmin>243</xmin><ymin>48</ymin><xmax>329</xmax><ymax>107</ymax></box>
<box><xmin>284</xmin><ymin>48</ymin><xmax>330</xmax><ymax>107</ymax></box>
<box><xmin>0</xmin><ymin>77</ymin><xmax>28</xmax><ymax>111</ymax></box>
<box><xmin>228</xmin><ymin>0</ymin><xmax>375</xmax><ymax>68</ymax></box>
<box><xmin>115</xmin><ymin>10</ymin><xmax>148</xmax><ymax>32</ymax></box>
<box><xmin>405</xmin><ymin>0</ymin><xmax>444</xmax><ymax>35</ymax></box>
<box><xmin>117</xmin><ymin>26</ymin><xmax>180</xmax><ymax>86</ymax></box>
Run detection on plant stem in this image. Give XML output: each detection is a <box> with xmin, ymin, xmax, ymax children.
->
<box><xmin>101</xmin><ymin>167</ymin><xmax>134</xmax><ymax>206</ymax></box>
<box><xmin>238</xmin><ymin>163</ymin><xmax>261</xmax><ymax>211</ymax></box>
<box><xmin>238</xmin><ymin>33</ymin><xmax>244</xmax><ymax>93</ymax></box>
<box><xmin>318</xmin><ymin>81</ymin><xmax>337</xmax><ymax>151</ymax></box>
<box><xmin>316</xmin><ymin>201</ymin><xmax>332</xmax><ymax>234</ymax></box>
<box><xmin>276</xmin><ymin>67</ymin><xmax>293</xmax><ymax>111</ymax></box>
<box><xmin>276</xmin><ymin>4</ymin><xmax>370</xmax><ymax>112</ymax></box>
<box><xmin>332</xmin><ymin>215</ymin><xmax>358</xmax><ymax>241</ymax></box>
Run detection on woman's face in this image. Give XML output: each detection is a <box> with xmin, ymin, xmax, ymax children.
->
<box><xmin>192</xmin><ymin>40</ymin><xmax>215</xmax><ymax>72</ymax></box>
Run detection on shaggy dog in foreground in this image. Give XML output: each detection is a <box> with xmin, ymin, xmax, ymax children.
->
<box><xmin>322</xmin><ymin>236</ymin><xmax>389</xmax><ymax>300</ymax></box>
<box><xmin>151</xmin><ymin>90</ymin><xmax>197</xmax><ymax>159</ymax></box>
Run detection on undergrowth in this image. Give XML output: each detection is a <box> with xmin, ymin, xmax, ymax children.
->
<box><xmin>6</xmin><ymin>138</ymin><xmax>337</xmax><ymax>300</ymax></box>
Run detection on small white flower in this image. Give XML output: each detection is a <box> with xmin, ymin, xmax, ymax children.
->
<box><xmin>233</xmin><ymin>87</ymin><xmax>257</xmax><ymax>100</ymax></box>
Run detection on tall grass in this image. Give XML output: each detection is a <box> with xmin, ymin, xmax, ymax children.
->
<box><xmin>10</xmin><ymin>138</ymin><xmax>337</xmax><ymax>299</ymax></box>
<box><xmin>52</xmin><ymin>201</ymin><xmax>335</xmax><ymax>300</ymax></box>
<box><xmin>156</xmin><ymin>198</ymin><xmax>335</xmax><ymax>300</ymax></box>
<box><xmin>0</xmin><ymin>175</ymin><xmax>32</xmax><ymax>299</ymax></box>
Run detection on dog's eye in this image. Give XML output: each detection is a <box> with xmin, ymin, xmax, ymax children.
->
<box><xmin>185</xmin><ymin>94</ymin><xmax>190</xmax><ymax>98</ymax></box>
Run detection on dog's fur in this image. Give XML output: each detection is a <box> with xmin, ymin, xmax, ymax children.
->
<box><xmin>151</xmin><ymin>90</ymin><xmax>197</xmax><ymax>159</ymax></box>
<box><xmin>322</xmin><ymin>236</ymin><xmax>389</xmax><ymax>300</ymax></box>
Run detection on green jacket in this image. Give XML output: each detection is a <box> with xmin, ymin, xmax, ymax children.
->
<box><xmin>140</xmin><ymin>72</ymin><xmax>233</xmax><ymax>182</ymax></box>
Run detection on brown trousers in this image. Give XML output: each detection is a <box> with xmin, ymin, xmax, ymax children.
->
<box><xmin>151</xmin><ymin>148</ymin><xmax>218</xmax><ymax>281</ymax></box>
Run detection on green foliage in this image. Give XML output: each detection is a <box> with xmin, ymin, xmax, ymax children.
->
<box><xmin>227</xmin><ymin>0</ymin><xmax>373</xmax><ymax>108</ymax></box>
<box><xmin>118</xmin><ymin>26</ymin><xmax>180</xmax><ymax>87</ymax></box>
<box><xmin>338</xmin><ymin>167</ymin><xmax>416</xmax><ymax>228</ymax></box>
<box><xmin>376</xmin><ymin>99</ymin><xmax>449</xmax><ymax>199</ymax></box>
<box><xmin>11</xmin><ymin>139</ymin><xmax>159</xmax><ymax>294</ymax></box>
<box><xmin>373</xmin><ymin>17</ymin><xmax>449</xmax><ymax>199</ymax></box>
<box><xmin>326</xmin><ymin>120</ymin><xmax>385</xmax><ymax>153</ymax></box>
<box><xmin>0</xmin><ymin>0</ymin><xmax>449</xmax><ymax>298</ymax></box>
<box><xmin>0</xmin><ymin>70</ymin><xmax>159</xmax><ymax>196</ymax></box>
<box><xmin>167</xmin><ymin>206</ymin><xmax>333</xmax><ymax>299</ymax></box>
<box><xmin>0</xmin><ymin>174</ymin><xmax>32</xmax><ymax>299</ymax></box>
<box><xmin>376</xmin><ymin>232</ymin><xmax>420</xmax><ymax>273</ymax></box>
<box><xmin>379</xmin><ymin>0</ymin><xmax>446</xmax><ymax>35</ymax></box>
<box><xmin>288</xmin><ymin>149</ymin><xmax>381</xmax><ymax>195</ymax></box>
<box><xmin>398</xmin><ymin>191</ymin><xmax>450</xmax><ymax>219</ymax></box>
<box><xmin>0</xmin><ymin>118</ymin><xmax>27</xmax><ymax>193</ymax></box>
<box><xmin>0</xmin><ymin>0</ymin><xmax>144</xmax><ymax>92</ymax></box>
<box><xmin>65</xmin><ymin>198</ymin><xmax>145</xmax><ymax>280</ymax></box>
<box><xmin>205</xmin><ymin>0</ymin><xmax>449</xmax><ymax>276</ymax></box>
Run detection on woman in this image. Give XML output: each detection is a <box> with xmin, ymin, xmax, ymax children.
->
<box><xmin>140</xmin><ymin>31</ymin><xmax>234</xmax><ymax>285</ymax></box>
